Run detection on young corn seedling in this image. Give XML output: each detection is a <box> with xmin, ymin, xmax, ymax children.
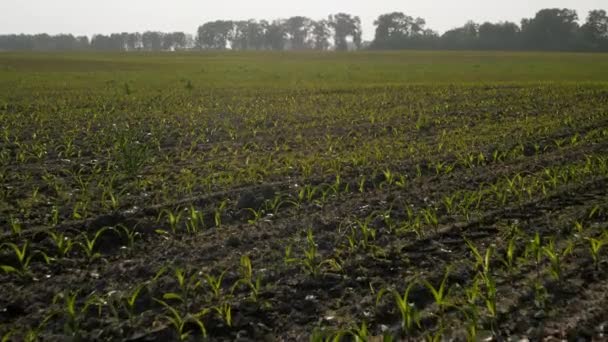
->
<box><xmin>301</xmin><ymin>184</ymin><xmax>318</xmax><ymax>202</ymax></box>
<box><xmin>121</xmin><ymin>282</ymin><xmax>148</xmax><ymax>322</ymax></box>
<box><xmin>185</xmin><ymin>206</ymin><xmax>205</xmax><ymax>234</ymax></box>
<box><xmin>314</xmin><ymin>187</ymin><xmax>332</xmax><ymax>207</ymax></box>
<box><xmin>357</xmin><ymin>176</ymin><xmax>366</xmax><ymax>193</ymax></box>
<box><xmin>553</xmin><ymin>138</ymin><xmax>567</xmax><ymax>149</ymax></box>
<box><xmin>77</xmin><ymin>227</ymin><xmax>112</xmax><ymax>262</ymax></box>
<box><xmin>458</xmin><ymin>192</ymin><xmax>478</xmax><ymax>221</ymax></box>
<box><xmin>214</xmin><ymin>200</ymin><xmax>228</xmax><ymax>228</ymax></box>
<box><xmin>1</xmin><ymin>241</ymin><xmax>50</xmax><ymax>276</ymax></box>
<box><xmin>442</xmin><ymin>193</ymin><xmax>458</xmax><ymax>215</ymax></box>
<box><xmin>72</xmin><ymin>200</ymin><xmax>89</xmax><ymax>220</ymax></box>
<box><xmin>158</xmin><ymin>209</ymin><xmax>183</xmax><ymax>235</ymax></box>
<box><xmin>381</xmin><ymin>169</ymin><xmax>395</xmax><ymax>189</ymax></box>
<box><xmin>330</xmin><ymin>174</ymin><xmax>344</xmax><ymax>196</ymax></box>
<box><xmin>424</xmin><ymin>327</ymin><xmax>445</xmax><ymax>342</ymax></box>
<box><xmin>476</xmin><ymin>152</ymin><xmax>486</xmax><ymax>166</ymax></box>
<box><xmin>415</xmin><ymin>112</ymin><xmax>431</xmax><ymax>131</ymax></box>
<box><xmin>492</xmin><ymin>149</ymin><xmax>506</xmax><ymax>163</ymax></box>
<box><xmin>300</xmin><ymin>161</ymin><xmax>313</xmax><ymax>178</ymax></box>
<box><xmin>351</xmin><ymin>215</ymin><xmax>377</xmax><ymax>250</ymax></box>
<box><xmin>246</xmin><ymin>207</ymin><xmax>265</xmax><ymax>227</ymax></box>
<box><xmin>14</xmin><ymin>309</ymin><xmax>56</xmax><ymax>342</ymax></box>
<box><xmin>544</xmin><ymin>168</ymin><xmax>559</xmax><ymax>189</ymax></box>
<box><xmin>574</xmin><ymin>220</ymin><xmax>585</xmax><ymax>237</ymax></box>
<box><xmin>479</xmin><ymin>271</ymin><xmax>498</xmax><ymax>333</ymax></box>
<box><xmin>381</xmin><ymin>208</ymin><xmax>397</xmax><ymax>234</ymax></box>
<box><xmin>50</xmin><ymin>206</ymin><xmax>60</xmax><ymax>227</ymax></box>
<box><xmin>587</xmin><ymin>236</ymin><xmax>606</xmax><ymax>271</ymax></box>
<box><xmin>395</xmin><ymin>174</ymin><xmax>407</xmax><ymax>189</ymax></box>
<box><xmin>525</xmin><ymin>232</ymin><xmax>543</xmax><ymax>280</ymax></box>
<box><xmin>154</xmin><ymin>299</ymin><xmax>210</xmax><ymax>341</ymax></box>
<box><xmin>101</xmin><ymin>187</ymin><xmax>121</xmax><ymax>211</ymax></box>
<box><xmin>284</xmin><ymin>245</ymin><xmax>297</xmax><ymax>265</ymax></box>
<box><xmin>376</xmin><ymin>281</ymin><xmax>421</xmax><ymax>335</ymax></box>
<box><xmin>203</xmin><ymin>270</ymin><xmax>227</xmax><ymax>301</ymax></box>
<box><xmin>460</xmin><ymin>153</ymin><xmax>476</xmax><ymax>169</ymax></box>
<box><xmin>164</xmin><ymin>268</ymin><xmax>202</xmax><ymax>312</ymax></box>
<box><xmin>284</xmin><ymin>229</ymin><xmax>333</xmax><ymax>277</ymax></box>
<box><xmin>399</xmin><ymin>215</ymin><xmax>423</xmax><ymax>239</ymax></box>
<box><xmin>310</xmin><ymin>327</ymin><xmax>345</xmax><ymax>342</ymax></box>
<box><xmin>264</xmin><ymin>194</ymin><xmax>286</xmax><ymax>216</ymax></box>
<box><xmin>284</xmin><ymin>195</ymin><xmax>302</xmax><ymax>214</ymax></box>
<box><xmin>302</xmin><ymin>228</ymin><xmax>320</xmax><ymax>276</ymax></box>
<box><xmin>231</xmin><ymin>255</ymin><xmax>262</xmax><ymax>302</ymax></box>
<box><xmin>46</xmin><ymin>230</ymin><xmax>75</xmax><ymax>258</ymax></box>
<box><xmin>588</xmin><ymin>205</ymin><xmax>603</xmax><ymax>220</ymax></box>
<box><xmin>294</xmin><ymin>186</ymin><xmax>306</xmax><ymax>208</ymax></box>
<box><xmin>421</xmin><ymin>207</ymin><xmax>439</xmax><ymax>235</ymax></box>
<box><xmin>444</xmin><ymin>163</ymin><xmax>456</xmax><ymax>175</ymax></box>
<box><xmin>212</xmin><ymin>302</ymin><xmax>232</xmax><ymax>327</ymax></box>
<box><xmin>500</xmin><ymin>235</ymin><xmax>518</xmax><ymax>277</ymax></box>
<box><xmin>346</xmin><ymin>321</ymin><xmax>373</xmax><ymax>342</ymax></box>
<box><xmin>434</xmin><ymin>161</ymin><xmax>446</xmax><ymax>176</ymax></box>
<box><xmin>8</xmin><ymin>216</ymin><xmax>21</xmax><ymax>236</ymax></box>
<box><xmin>116</xmin><ymin>138</ymin><xmax>150</xmax><ymax>177</ymax></box>
<box><xmin>542</xmin><ymin>238</ymin><xmax>573</xmax><ymax>283</ymax></box>
<box><xmin>53</xmin><ymin>290</ymin><xmax>93</xmax><ymax>338</ymax></box>
<box><xmin>464</xmin><ymin>238</ymin><xmax>493</xmax><ymax>276</ymax></box>
<box><xmin>489</xmin><ymin>184</ymin><xmax>508</xmax><ymax>206</ymax></box>
<box><xmin>116</xmin><ymin>224</ymin><xmax>140</xmax><ymax>249</ymax></box>
<box><xmin>422</xmin><ymin>267</ymin><xmax>452</xmax><ymax>326</ymax></box>
<box><xmin>461</xmin><ymin>277</ymin><xmax>481</xmax><ymax>340</ymax></box>
<box><xmin>532</xmin><ymin>279</ymin><xmax>548</xmax><ymax>309</ymax></box>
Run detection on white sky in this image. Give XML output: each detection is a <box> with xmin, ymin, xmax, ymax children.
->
<box><xmin>0</xmin><ymin>0</ymin><xmax>605</xmax><ymax>40</ymax></box>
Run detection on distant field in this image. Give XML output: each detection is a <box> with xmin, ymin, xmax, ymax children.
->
<box><xmin>1</xmin><ymin>51</ymin><xmax>608</xmax><ymax>341</ymax></box>
<box><xmin>2</xmin><ymin>51</ymin><xmax>608</xmax><ymax>91</ymax></box>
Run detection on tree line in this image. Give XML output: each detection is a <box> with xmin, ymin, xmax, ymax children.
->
<box><xmin>0</xmin><ymin>13</ymin><xmax>361</xmax><ymax>52</ymax></box>
<box><xmin>371</xmin><ymin>9</ymin><xmax>608</xmax><ymax>51</ymax></box>
<box><xmin>0</xmin><ymin>8</ymin><xmax>606</xmax><ymax>52</ymax></box>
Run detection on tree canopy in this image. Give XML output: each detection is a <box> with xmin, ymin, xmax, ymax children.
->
<box><xmin>371</xmin><ymin>8</ymin><xmax>608</xmax><ymax>52</ymax></box>
<box><xmin>1</xmin><ymin>8</ymin><xmax>607</xmax><ymax>52</ymax></box>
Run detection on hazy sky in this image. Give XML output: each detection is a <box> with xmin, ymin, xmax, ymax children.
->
<box><xmin>1</xmin><ymin>0</ymin><xmax>605</xmax><ymax>40</ymax></box>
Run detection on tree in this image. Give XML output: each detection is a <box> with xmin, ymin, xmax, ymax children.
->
<box><xmin>5</xmin><ymin>8</ymin><xmax>608</xmax><ymax>52</ymax></box>
<box><xmin>75</xmin><ymin>36</ymin><xmax>90</xmax><ymax>50</ymax></box>
<box><xmin>173</xmin><ymin>32</ymin><xmax>187</xmax><ymax>50</ymax></box>
<box><xmin>0</xmin><ymin>35</ymin><xmax>34</xmax><ymax>50</ymax></box>
<box><xmin>54</xmin><ymin>34</ymin><xmax>74</xmax><ymax>50</ymax></box>
<box><xmin>126</xmin><ymin>33</ymin><xmax>142</xmax><ymax>51</ymax></box>
<box><xmin>310</xmin><ymin>20</ymin><xmax>331</xmax><ymax>50</ymax></box>
<box><xmin>91</xmin><ymin>34</ymin><xmax>111</xmax><ymax>50</ymax></box>
<box><xmin>232</xmin><ymin>21</ymin><xmax>250</xmax><ymax>50</ymax></box>
<box><xmin>232</xmin><ymin>20</ymin><xmax>265</xmax><ymax>50</ymax></box>
<box><xmin>284</xmin><ymin>16</ymin><xmax>312</xmax><ymax>50</ymax></box>
<box><xmin>263</xmin><ymin>20</ymin><xmax>286</xmax><ymax>50</ymax></box>
<box><xmin>329</xmin><ymin>13</ymin><xmax>362</xmax><ymax>51</ymax></box>
<box><xmin>196</xmin><ymin>21</ymin><xmax>234</xmax><ymax>49</ymax></box>
<box><xmin>478</xmin><ymin>21</ymin><xmax>520</xmax><ymax>50</ymax></box>
<box><xmin>31</xmin><ymin>34</ymin><xmax>54</xmax><ymax>50</ymax></box>
<box><xmin>142</xmin><ymin>31</ymin><xmax>163</xmax><ymax>51</ymax></box>
<box><xmin>371</xmin><ymin>12</ymin><xmax>429</xmax><ymax>49</ymax></box>
<box><xmin>580</xmin><ymin>10</ymin><xmax>608</xmax><ymax>50</ymax></box>
<box><xmin>441</xmin><ymin>21</ymin><xmax>479</xmax><ymax>49</ymax></box>
<box><xmin>162</xmin><ymin>32</ymin><xmax>187</xmax><ymax>51</ymax></box>
<box><xmin>184</xmin><ymin>34</ymin><xmax>196</xmax><ymax>49</ymax></box>
<box><xmin>521</xmin><ymin>8</ymin><xmax>580</xmax><ymax>50</ymax></box>
<box><xmin>110</xmin><ymin>33</ymin><xmax>128</xmax><ymax>50</ymax></box>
